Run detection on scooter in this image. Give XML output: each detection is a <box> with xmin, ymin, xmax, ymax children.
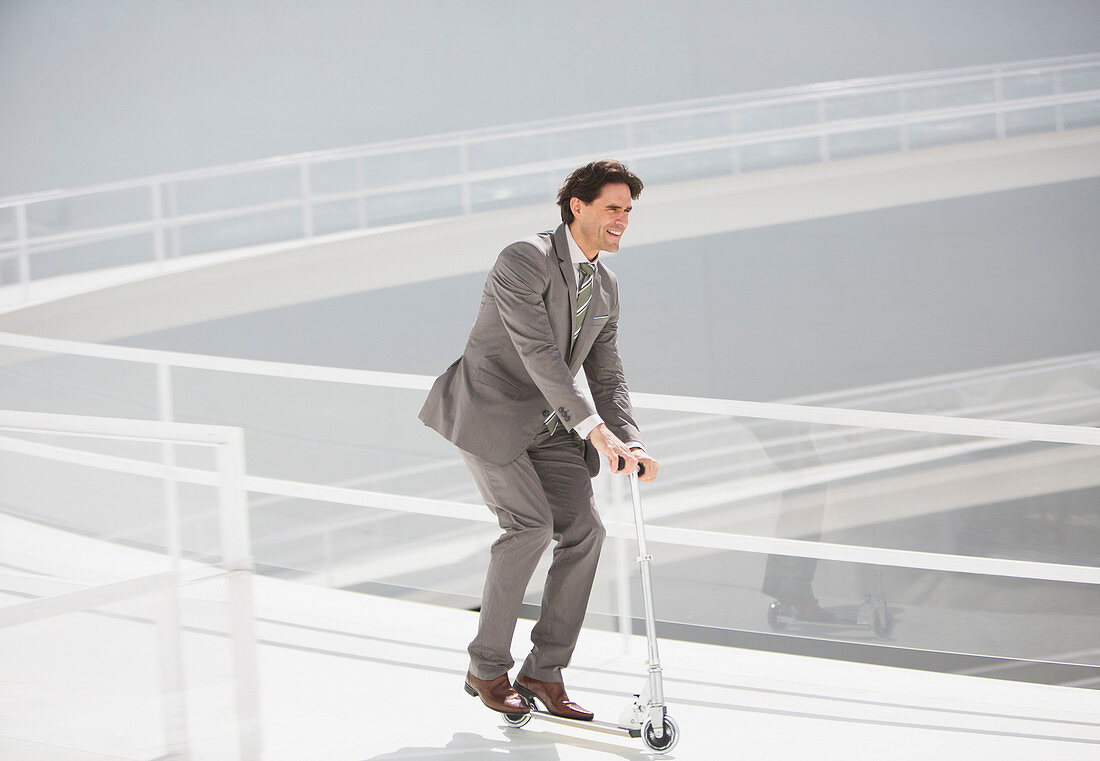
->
<box><xmin>501</xmin><ymin>461</ymin><xmax>679</xmax><ymax>754</ymax></box>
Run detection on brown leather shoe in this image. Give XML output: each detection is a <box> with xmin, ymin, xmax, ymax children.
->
<box><xmin>464</xmin><ymin>672</ymin><xmax>530</xmax><ymax>715</ymax></box>
<box><xmin>514</xmin><ymin>675</ymin><xmax>594</xmax><ymax>721</ymax></box>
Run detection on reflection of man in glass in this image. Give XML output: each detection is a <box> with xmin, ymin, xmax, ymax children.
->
<box><xmin>760</xmin><ymin>426</ymin><xmax>835</xmax><ymax>622</ymax></box>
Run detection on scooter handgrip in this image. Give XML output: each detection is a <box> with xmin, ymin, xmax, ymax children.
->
<box><xmin>616</xmin><ymin>456</ymin><xmax>645</xmax><ymax>477</ymax></box>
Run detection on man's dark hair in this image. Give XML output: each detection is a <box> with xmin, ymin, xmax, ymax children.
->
<box><xmin>556</xmin><ymin>160</ymin><xmax>644</xmax><ymax>225</ymax></box>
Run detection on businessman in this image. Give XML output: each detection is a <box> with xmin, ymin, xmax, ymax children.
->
<box><xmin>419</xmin><ymin>159</ymin><xmax>658</xmax><ymax>720</ymax></box>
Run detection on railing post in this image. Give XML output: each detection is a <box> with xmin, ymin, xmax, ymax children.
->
<box><xmin>156</xmin><ymin>584</ymin><xmax>191</xmax><ymax>760</ymax></box>
<box><xmin>355</xmin><ymin>156</ymin><xmax>368</xmax><ymax>230</ymax></box>
<box><xmin>729</xmin><ymin>106</ymin><xmax>742</xmax><ymax>175</ymax></box>
<box><xmin>1053</xmin><ymin>67</ymin><xmax>1066</xmax><ymax>132</ymax></box>
<box><xmin>993</xmin><ymin>67</ymin><xmax>1007</xmax><ymax>139</ymax></box>
<box><xmin>156</xmin><ymin>361</ymin><xmax>191</xmax><ymax>759</ymax></box>
<box><xmin>898</xmin><ymin>87</ymin><xmax>911</xmax><ymax>152</ymax></box>
<box><xmin>165</xmin><ymin>182</ymin><xmax>181</xmax><ymax>259</ymax></box>
<box><xmin>300</xmin><ymin>161</ymin><xmax>314</xmax><ymax>239</ymax></box>
<box><xmin>216</xmin><ymin>427</ymin><xmax>262</xmax><ymax>761</ymax></box>
<box><xmin>609</xmin><ymin>470</ymin><xmax>634</xmax><ymax>653</ymax></box>
<box><xmin>15</xmin><ymin>202</ymin><xmax>30</xmax><ymax>302</ymax></box>
<box><xmin>151</xmin><ymin>181</ymin><xmax>167</xmax><ymax>271</ymax></box>
<box><xmin>458</xmin><ymin>138</ymin><xmax>473</xmax><ymax>216</ymax></box>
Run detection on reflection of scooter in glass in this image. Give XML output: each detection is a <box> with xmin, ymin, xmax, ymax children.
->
<box><xmin>498</xmin><ymin>462</ymin><xmax>679</xmax><ymax>754</ymax></box>
<box><xmin>766</xmin><ymin>565</ymin><xmax>894</xmax><ymax>639</ymax></box>
<box><xmin>757</xmin><ymin>424</ymin><xmax>895</xmax><ymax>640</ymax></box>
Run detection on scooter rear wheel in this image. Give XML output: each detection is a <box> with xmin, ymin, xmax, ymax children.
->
<box><xmin>502</xmin><ymin>711</ymin><xmax>532</xmax><ymax>727</ymax></box>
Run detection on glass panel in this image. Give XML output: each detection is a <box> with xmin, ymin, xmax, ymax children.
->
<box><xmin>175</xmin><ymin>206</ymin><xmax>303</xmax><ymax>256</ymax></box>
<box><xmin>362</xmin><ymin>183</ymin><xmax>464</xmax><ymax>225</ymax></box>
<box><xmin>631</xmin><ymin>148</ymin><xmax>735</xmax><ymax>184</ymax></box>
<box><xmin>1063</xmin><ymin>99</ymin><xmax>1100</xmax><ymax>130</ymax></box>
<box><xmin>1001</xmin><ymin>71</ymin><xmax>1055</xmax><ymax>99</ymax></box>
<box><xmin>359</xmin><ymin>146</ymin><xmax>462</xmax><ymax>189</ymax></box>
<box><xmin>825</xmin><ymin>89</ymin><xmax>901</xmax><ymax>121</ymax></box>
<box><xmin>251</xmin><ymin>495</ymin><xmax>495</xmax><ymax>608</ymax></box>
<box><xmin>0</xmin><ymin>431</ymin><xmax>219</xmax><ymax>559</ymax></box>
<box><xmin>169</xmin><ymin>370</ymin><xmax>459</xmax><ymax>496</ymax></box>
<box><xmin>469</xmin><ymin>171</ymin><xmax>555</xmax><ymax>213</ymax></box>
<box><xmin>827</xmin><ymin>126</ymin><xmax>903</xmax><ymax>160</ymax></box>
<box><xmin>25</xmin><ymin>187</ymin><xmax>151</xmax><ymax>238</ymax></box>
<box><xmin>467</xmin><ymin>134</ymin><xmax>551</xmax><ymax>172</ymax></box>
<box><xmin>312</xmin><ymin>198</ymin><xmax>361</xmax><ymax>236</ymax></box>
<box><xmin>548</xmin><ymin>123</ymin><xmax>630</xmax><ymax>158</ymax></box>
<box><xmin>738</xmin><ymin>137</ymin><xmax>821</xmax><ymax>171</ymax></box>
<box><xmin>169</xmin><ymin>166</ymin><xmax>300</xmax><ymax>215</ymax></box>
<box><xmin>735</xmin><ymin>100</ymin><xmax>820</xmax><ymax>132</ymax></box>
<box><xmin>906</xmin><ymin>114</ymin><xmax>998</xmax><ymax>149</ymax></box>
<box><xmin>310</xmin><ymin>157</ymin><xmax>360</xmax><ymax>196</ymax></box>
<box><xmin>590</xmin><ymin>548</ymin><xmax>1100</xmax><ymax>677</ymax></box>
<box><xmin>0</xmin><ymin>251</ymin><xmax>19</xmax><ymax>287</ymax></box>
<box><xmin>584</xmin><ymin>409</ymin><xmax>1100</xmax><ymax>679</ymax></box>
<box><xmin>28</xmin><ymin>230</ymin><xmax>155</xmax><ymax>279</ymax></box>
<box><xmin>1058</xmin><ymin>63</ymin><xmax>1100</xmax><ymax>93</ymax></box>
<box><xmin>0</xmin><ymin>350</ymin><xmax>158</xmax><ymax>420</ymax></box>
<box><xmin>903</xmin><ymin>80</ymin><xmax>997</xmax><ymax>111</ymax></box>
<box><xmin>0</xmin><ymin>205</ymin><xmax>16</xmax><ymax>243</ymax></box>
<box><xmin>1004</xmin><ymin>106</ymin><xmax>1059</xmax><ymax>137</ymax></box>
<box><xmin>630</xmin><ymin>111</ymin><xmax>734</xmax><ymax>147</ymax></box>
<box><xmin>0</xmin><ymin>441</ymin><xmax>171</xmax><ymax>574</ymax></box>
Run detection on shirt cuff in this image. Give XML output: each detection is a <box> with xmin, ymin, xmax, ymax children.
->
<box><xmin>574</xmin><ymin>414</ymin><xmax>603</xmax><ymax>440</ymax></box>
<box><xmin>626</xmin><ymin>442</ymin><xmax>646</xmax><ymax>454</ymax></box>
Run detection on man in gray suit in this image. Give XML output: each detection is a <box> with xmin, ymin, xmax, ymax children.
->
<box><xmin>419</xmin><ymin>159</ymin><xmax>658</xmax><ymax>720</ymax></box>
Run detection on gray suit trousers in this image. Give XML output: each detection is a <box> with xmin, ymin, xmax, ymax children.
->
<box><xmin>461</xmin><ymin>427</ymin><xmax>606</xmax><ymax>683</ymax></box>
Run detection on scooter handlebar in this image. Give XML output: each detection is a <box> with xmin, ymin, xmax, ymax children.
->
<box><xmin>616</xmin><ymin>456</ymin><xmax>645</xmax><ymax>477</ymax></box>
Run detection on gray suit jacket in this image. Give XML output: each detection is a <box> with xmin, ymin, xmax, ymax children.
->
<box><xmin>419</xmin><ymin>224</ymin><xmax>642</xmax><ymax>476</ymax></box>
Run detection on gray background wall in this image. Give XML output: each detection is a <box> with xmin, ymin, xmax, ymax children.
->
<box><xmin>5</xmin><ymin>1</ymin><xmax>1098</xmax><ymax>399</ymax></box>
<box><xmin>3</xmin><ymin>0</ymin><xmax>1100</xmax><ymax>195</ymax></box>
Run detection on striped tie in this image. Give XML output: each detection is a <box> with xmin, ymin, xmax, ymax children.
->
<box><xmin>546</xmin><ymin>261</ymin><xmax>596</xmax><ymax>434</ymax></box>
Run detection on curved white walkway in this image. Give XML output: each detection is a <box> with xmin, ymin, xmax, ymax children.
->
<box><xmin>3</xmin><ymin>512</ymin><xmax>1100</xmax><ymax>761</ymax></box>
<box><xmin>2</xmin><ymin>126</ymin><xmax>1099</xmax><ymax>343</ymax></box>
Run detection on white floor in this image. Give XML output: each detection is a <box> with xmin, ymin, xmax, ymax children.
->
<box><xmin>7</xmin><ymin>572</ymin><xmax>1100</xmax><ymax>761</ymax></box>
<box><xmin>250</xmin><ymin>583</ymin><xmax>1100</xmax><ymax>761</ymax></box>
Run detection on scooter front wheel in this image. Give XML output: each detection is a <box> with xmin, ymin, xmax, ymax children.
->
<box><xmin>642</xmin><ymin>715</ymin><xmax>679</xmax><ymax>753</ymax></box>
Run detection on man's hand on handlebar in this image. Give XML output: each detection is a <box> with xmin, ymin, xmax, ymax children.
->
<box><xmin>589</xmin><ymin>424</ymin><xmax>658</xmax><ymax>482</ymax></box>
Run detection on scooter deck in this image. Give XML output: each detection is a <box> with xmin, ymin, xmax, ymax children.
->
<box><xmin>506</xmin><ymin>708</ymin><xmax>643</xmax><ymax>738</ymax></box>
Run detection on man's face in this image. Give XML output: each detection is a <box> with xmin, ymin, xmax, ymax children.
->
<box><xmin>569</xmin><ymin>183</ymin><xmax>633</xmax><ymax>258</ymax></box>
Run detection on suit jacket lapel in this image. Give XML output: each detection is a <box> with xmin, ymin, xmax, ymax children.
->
<box><xmin>553</xmin><ymin>225</ymin><xmax>579</xmax><ymax>359</ymax></box>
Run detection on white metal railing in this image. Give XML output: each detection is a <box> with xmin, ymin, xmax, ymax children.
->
<box><xmin>3</xmin><ymin>330</ymin><xmax>1100</xmax><ymax>670</ymax></box>
<box><xmin>1</xmin><ymin>53</ymin><xmax>1097</xmax><ymax>301</ymax></box>
<box><xmin>0</xmin><ymin>410</ymin><xmax>260</xmax><ymax>761</ymax></box>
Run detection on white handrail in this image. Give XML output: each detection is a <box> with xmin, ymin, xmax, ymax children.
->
<box><xmin>1</xmin><ymin>330</ymin><xmax>1096</xmax><ymax>446</ymax></box>
<box><xmin>9</xmin><ymin>86</ymin><xmax>1099</xmax><ymax>261</ymax></box>
<box><xmin>5</xmin><ymin>423</ymin><xmax>1099</xmax><ymax>587</ymax></box>
<box><xmin>3</xmin><ymin>329</ymin><xmax>1100</xmax><ymax>584</ymax></box>
<box><xmin>0</xmin><ymin>408</ymin><xmax>241</xmax><ymax>444</ymax></box>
